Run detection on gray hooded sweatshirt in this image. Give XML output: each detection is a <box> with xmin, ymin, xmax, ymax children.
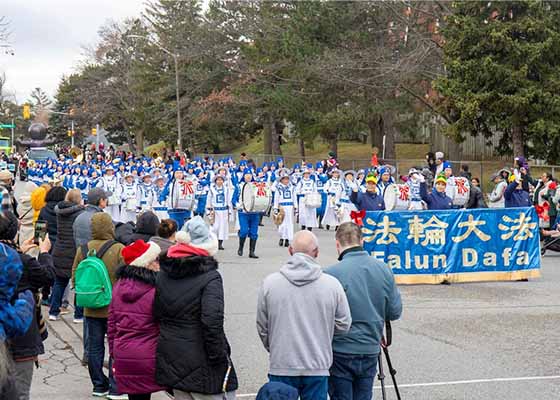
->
<box><xmin>257</xmin><ymin>253</ymin><xmax>352</xmax><ymax>376</ymax></box>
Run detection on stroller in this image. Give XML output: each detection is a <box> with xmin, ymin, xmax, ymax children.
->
<box><xmin>541</xmin><ymin>225</ymin><xmax>560</xmax><ymax>255</ymax></box>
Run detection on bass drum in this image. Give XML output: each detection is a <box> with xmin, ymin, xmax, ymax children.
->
<box><xmin>305</xmin><ymin>192</ymin><xmax>322</xmax><ymax>208</ymax></box>
<box><xmin>383</xmin><ymin>184</ymin><xmax>410</xmax><ymax>211</ymax></box>
<box><xmin>242</xmin><ymin>182</ymin><xmax>272</xmax><ymax>213</ymax></box>
<box><xmin>449</xmin><ymin>176</ymin><xmax>470</xmax><ymax>206</ymax></box>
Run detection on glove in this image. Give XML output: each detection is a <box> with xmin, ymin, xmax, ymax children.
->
<box><xmin>417</xmin><ymin>174</ymin><xmax>425</xmax><ymax>183</ymax></box>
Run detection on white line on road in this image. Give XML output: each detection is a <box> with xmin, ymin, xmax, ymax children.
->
<box><xmin>235</xmin><ymin>375</ymin><xmax>560</xmax><ymax>398</ymax></box>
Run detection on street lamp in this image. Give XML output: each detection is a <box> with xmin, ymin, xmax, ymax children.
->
<box><xmin>127</xmin><ymin>34</ymin><xmax>182</xmax><ymax>152</ymax></box>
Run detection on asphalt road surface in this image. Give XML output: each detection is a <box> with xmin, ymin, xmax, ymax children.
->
<box><xmin>11</xmin><ymin>180</ymin><xmax>559</xmax><ymax>399</ymax></box>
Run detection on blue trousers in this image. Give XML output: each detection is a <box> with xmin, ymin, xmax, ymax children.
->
<box><xmin>269</xmin><ymin>375</ymin><xmax>328</xmax><ymax>400</ymax></box>
<box><xmin>238</xmin><ymin>212</ymin><xmax>260</xmax><ymax>239</ymax></box>
<box><xmin>168</xmin><ymin>209</ymin><xmax>192</xmax><ymax>230</ymax></box>
<box><xmin>49</xmin><ymin>276</ymin><xmax>83</xmax><ymax>319</ymax></box>
<box><xmin>328</xmin><ymin>353</ymin><xmax>378</xmax><ymax>400</ymax></box>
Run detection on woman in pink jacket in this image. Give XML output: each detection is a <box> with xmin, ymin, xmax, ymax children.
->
<box><xmin>108</xmin><ymin>240</ymin><xmax>165</xmax><ymax>400</ymax></box>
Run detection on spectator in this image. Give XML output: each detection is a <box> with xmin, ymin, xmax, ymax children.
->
<box><xmin>73</xmin><ymin>188</ymin><xmax>109</xmax><ymax>247</ymax></box>
<box><xmin>17</xmin><ymin>182</ymin><xmax>38</xmax><ymax>252</ymax></box>
<box><xmin>488</xmin><ymin>172</ymin><xmax>507</xmax><ymax>208</ymax></box>
<box><xmin>30</xmin><ymin>184</ymin><xmax>51</xmax><ymax>222</ymax></box>
<box><xmin>150</xmin><ymin>219</ymin><xmax>178</xmax><ymax>254</ymax></box>
<box><xmin>38</xmin><ymin>186</ymin><xmax>67</xmax><ymax>250</ymax></box>
<box><xmin>434</xmin><ymin>151</ymin><xmax>445</xmax><ymax>176</ymax></box>
<box><xmin>504</xmin><ymin>175</ymin><xmax>531</xmax><ymax>208</ymax></box>
<box><xmin>419</xmin><ymin>174</ymin><xmax>453</xmax><ymax>210</ymax></box>
<box><xmin>256</xmin><ymin>382</ymin><xmax>298</xmax><ymax>400</ymax></box>
<box><xmin>125</xmin><ymin>211</ymin><xmax>160</xmax><ymax>245</ymax></box>
<box><xmin>459</xmin><ymin>164</ymin><xmax>472</xmax><ymax>181</ymax></box>
<box><xmin>108</xmin><ymin>240</ymin><xmax>165</xmax><ymax>400</ymax></box>
<box><xmin>425</xmin><ymin>152</ymin><xmax>436</xmax><ymax>179</ymax></box>
<box><xmin>49</xmin><ymin>189</ymin><xmax>85</xmax><ymax>322</ymax></box>
<box><xmin>325</xmin><ymin>222</ymin><xmax>402</xmax><ymax>400</ymax></box>
<box><xmin>257</xmin><ymin>230</ymin><xmax>351</xmax><ymax>400</ymax></box>
<box><xmin>0</xmin><ymin>244</ymin><xmax>35</xmax><ymax>399</ymax></box>
<box><xmin>466</xmin><ymin>177</ymin><xmax>487</xmax><ymax>209</ymax></box>
<box><xmin>72</xmin><ymin>212</ymin><xmax>125</xmax><ymax>399</ymax></box>
<box><xmin>0</xmin><ymin>211</ymin><xmax>54</xmax><ymax>400</ymax></box>
<box><xmin>155</xmin><ymin>216</ymin><xmax>238</xmax><ymax>399</ymax></box>
<box><xmin>0</xmin><ymin>170</ymin><xmax>17</xmax><ymax>214</ymax></box>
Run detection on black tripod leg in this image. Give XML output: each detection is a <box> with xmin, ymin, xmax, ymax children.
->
<box><xmin>378</xmin><ymin>352</ymin><xmax>387</xmax><ymax>400</ymax></box>
<box><xmin>383</xmin><ymin>347</ymin><xmax>402</xmax><ymax>400</ymax></box>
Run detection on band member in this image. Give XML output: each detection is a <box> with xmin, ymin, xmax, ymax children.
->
<box><xmin>152</xmin><ymin>175</ymin><xmax>169</xmax><ymax>221</ymax></box>
<box><xmin>295</xmin><ymin>169</ymin><xmax>318</xmax><ymax>231</ymax></box>
<box><xmin>340</xmin><ymin>170</ymin><xmax>358</xmax><ymax>223</ymax></box>
<box><xmin>98</xmin><ymin>165</ymin><xmax>121</xmax><ymax>221</ymax></box>
<box><xmin>322</xmin><ymin>168</ymin><xmax>344</xmax><ymax>230</ymax></box>
<box><xmin>75</xmin><ymin>166</ymin><xmax>90</xmax><ymax>202</ymax></box>
<box><xmin>207</xmin><ymin>175</ymin><xmax>232</xmax><ymax>250</ymax></box>
<box><xmin>194</xmin><ymin>169</ymin><xmax>210</xmax><ymax>217</ymax></box>
<box><xmin>273</xmin><ymin>169</ymin><xmax>296</xmax><ymax>247</ymax></box>
<box><xmin>377</xmin><ymin>165</ymin><xmax>394</xmax><ymax>195</ymax></box>
<box><xmin>137</xmin><ymin>172</ymin><xmax>155</xmax><ymax>213</ymax></box>
<box><xmin>120</xmin><ymin>171</ymin><xmax>138</xmax><ymax>223</ymax></box>
<box><xmin>350</xmin><ymin>173</ymin><xmax>385</xmax><ymax>211</ymax></box>
<box><xmin>233</xmin><ymin>170</ymin><xmax>261</xmax><ymax>258</ymax></box>
<box><xmin>315</xmin><ymin>162</ymin><xmax>328</xmax><ymax>228</ymax></box>
<box><xmin>167</xmin><ymin>168</ymin><xmax>197</xmax><ymax>229</ymax></box>
<box><xmin>406</xmin><ymin>168</ymin><xmax>424</xmax><ymax>211</ymax></box>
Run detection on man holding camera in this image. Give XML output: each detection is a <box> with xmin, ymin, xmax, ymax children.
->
<box><xmin>326</xmin><ymin>222</ymin><xmax>402</xmax><ymax>400</ymax></box>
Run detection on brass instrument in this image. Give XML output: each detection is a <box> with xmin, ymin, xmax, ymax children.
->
<box><xmin>273</xmin><ymin>206</ymin><xmax>285</xmax><ymax>226</ymax></box>
<box><xmin>70</xmin><ymin>147</ymin><xmax>83</xmax><ymax>164</ymax></box>
<box><xmin>151</xmin><ymin>151</ymin><xmax>160</xmax><ymax>159</ymax></box>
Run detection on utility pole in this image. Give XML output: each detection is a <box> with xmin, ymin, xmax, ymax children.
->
<box><xmin>71</xmin><ymin>120</ymin><xmax>75</xmax><ymax>148</ymax></box>
<box><xmin>96</xmin><ymin>123</ymin><xmax>100</xmax><ymax>151</ymax></box>
<box><xmin>175</xmin><ymin>54</ymin><xmax>182</xmax><ymax>152</ymax></box>
<box><xmin>10</xmin><ymin>118</ymin><xmax>14</xmax><ymax>153</ymax></box>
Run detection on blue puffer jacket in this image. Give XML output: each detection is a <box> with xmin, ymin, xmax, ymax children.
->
<box><xmin>420</xmin><ymin>182</ymin><xmax>453</xmax><ymax>210</ymax></box>
<box><xmin>350</xmin><ymin>190</ymin><xmax>385</xmax><ymax>211</ymax></box>
<box><xmin>504</xmin><ymin>181</ymin><xmax>532</xmax><ymax>208</ymax></box>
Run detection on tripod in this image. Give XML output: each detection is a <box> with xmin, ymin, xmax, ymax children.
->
<box><xmin>378</xmin><ymin>322</ymin><xmax>402</xmax><ymax>400</ymax></box>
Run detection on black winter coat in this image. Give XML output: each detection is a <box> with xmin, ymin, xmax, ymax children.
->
<box><xmin>52</xmin><ymin>202</ymin><xmax>85</xmax><ymax>279</ymax></box>
<box><xmin>38</xmin><ymin>201</ymin><xmax>59</xmax><ymax>247</ymax></box>
<box><xmin>466</xmin><ymin>186</ymin><xmax>488</xmax><ymax>209</ymax></box>
<box><xmin>154</xmin><ymin>254</ymin><xmax>238</xmax><ymax>394</ymax></box>
<box><xmin>9</xmin><ymin>251</ymin><xmax>54</xmax><ymax>359</ymax></box>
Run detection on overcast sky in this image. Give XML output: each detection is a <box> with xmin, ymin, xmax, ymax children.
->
<box><xmin>0</xmin><ymin>0</ymin><xmax>147</xmax><ymax>104</ymax></box>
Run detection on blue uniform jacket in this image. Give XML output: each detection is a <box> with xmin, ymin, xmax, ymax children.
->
<box><xmin>504</xmin><ymin>181</ymin><xmax>531</xmax><ymax>208</ymax></box>
<box><xmin>420</xmin><ymin>182</ymin><xmax>453</xmax><ymax>210</ymax></box>
<box><xmin>350</xmin><ymin>190</ymin><xmax>385</xmax><ymax>211</ymax></box>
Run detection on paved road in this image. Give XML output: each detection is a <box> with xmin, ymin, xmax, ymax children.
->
<box><xmin>14</xmin><ymin>181</ymin><xmax>559</xmax><ymax>399</ymax></box>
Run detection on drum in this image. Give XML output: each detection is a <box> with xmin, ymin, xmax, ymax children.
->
<box><xmin>383</xmin><ymin>184</ymin><xmax>410</xmax><ymax>210</ymax></box>
<box><xmin>450</xmin><ymin>176</ymin><xmax>470</xmax><ymax>206</ymax></box>
<box><xmin>241</xmin><ymin>182</ymin><xmax>271</xmax><ymax>212</ymax></box>
<box><xmin>177</xmin><ymin>179</ymin><xmax>196</xmax><ymax>210</ymax></box>
<box><xmin>125</xmin><ymin>198</ymin><xmax>137</xmax><ymax>212</ymax></box>
<box><xmin>305</xmin><ymin>192</ymin><xmax>322</xmax><ymax>208</ymax></box>
<box><xmin>108</xmin><ymin>193</ymin><xmax>120</xmax><ymax>206</ymax></box>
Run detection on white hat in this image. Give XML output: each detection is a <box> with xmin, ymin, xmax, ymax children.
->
<box><xmin>435</xmin><ymin>151</ymin><xmax>444</xmax><ymax>160</ymax></box>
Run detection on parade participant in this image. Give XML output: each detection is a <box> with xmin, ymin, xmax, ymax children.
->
<box><xmin>90</xmin><ymin>168</ymin><xmax>101</xmax><ymax>189</ymax></box>
<box><xmin>295</xmin><ymin>169</ymin><xmax>318</xmax><ymax>231</ymax></box>
<box><xmin>194</xmin><ymin>169</ymin><xmax>210</xmax><ymax>217</ymax></box>
<box><xmin>155</xmin><ymin>217</ymin><xmax>238</xmax><ymax>399</ymax></box>
<box><xmin>315</xmin><ymin>163</ymin><xmax>328</xmax><ymax>228</ymax></box>
<box><xmin>152</xmin><ymin>176</ymin><xmax>169</xmax><ymax>221</ymax></box>
<box><xmin>419</xmin><ymin>174</ymin><xmax>453</xmax><ymax>210</ymax></box>
<box><xmin>406</xmin><ymin>168</ymin><xmax>424</xmax><ymax>210</ymax></box>
<box><xmin>108</xmin><ymin>240</ymin><xmax>165</xmax><ymax>400</ymax></box>
<box><xmin>488</xmin><ymin>172</ymin><xmax>508</xmax><ymax>208</ymax></box>
<box><xmin>207</xmin><ymin>175</ymin><xmax>232</xmax><ymax>251</ymax></box>
<box><xmin>376</xmin><ymin>166</ymin><xmax>394</xmax><ymax>195</ymax></box>
<box><xmin>76</xmin><ymin>167</ymin><xmax>91</xmax><ymax>202</ymax></box>
<box><xmin>98</xmin><ymin>165</ymin><xmax>121</xmax><ymax>221</ymax></box>
<box><xmin>137</xmin><ymin>172</ymin><xmax>155</xmax><ymax>213</ymax></box>
<box><xmin>504</xmin><ymin>175</ymin><xmax>531</xmax><ymax>208</ymax></box>
<box><xmin>234</xmin><ymin>169</ymin><xmax>261</xmax><ymax>258</ymax></box>
<box><xmin>350</xmin><ymin>173</ymin><xmax>385</xmax><ymax>211</ymax></box>
<box><xmin>326</xmin><ymin>222</ymin><xmax>402</xmax><ymax>400</ymax></box>
<box><xmin>273</xmin><ymin>169</ymin><xmax>296</xmax><ymax>247</ymax></box>
<box><xmin>120</xmin><ymin>172</ymin><xmax>138</xmax><ymax>223</ymax></box>
<box><xmin>291</xmin><ymin>164</ymin><xmax>302</xmax><ymax>186</ymax></box>
<box><xmin>257</xmin><ymin>231</ymin><xmax>351</xmax><ymax>400</ymax></box>
<box><xmin>340</xmin><ymin>171</ymin><xmax>358</xmax><ymax>222</ymax></box>
<box><xmin>167</xmin><ymin>167</ymin><xmax>196</xmax><ymax>230</ymax></box>
<box><xmin>322</xmin><ymin>168</ymin><xmax>344</xmax><ymax>231</ymax></box>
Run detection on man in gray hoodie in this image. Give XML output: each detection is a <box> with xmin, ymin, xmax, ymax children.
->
<box><xmin>257</xmin><ymin>230</ymin><xmax>352</xmax><ymax>400</ymax></box>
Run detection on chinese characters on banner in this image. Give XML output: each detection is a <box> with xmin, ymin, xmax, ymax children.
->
<box><xmin>362</xmin><ymin>207</ymin><xmax>541</xmax><ymax>284</ymax></box>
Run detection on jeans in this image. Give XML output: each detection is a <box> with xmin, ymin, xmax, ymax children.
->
<box><xmin>269</xmin><ymin>375</ymin><xmax>328</xmax><ymax>400</ymax></box>
<box><xmin>49</xmin><ymin>276</ymin><xmax>83</xmax><ymax>318</ymax></box>
<box><xmin>328</xmin><ymin>353</ymin><xmax>378</xmax><ymax>400</ymax></box>
<box><xmin>86</xmin><ymin>317</ymin><xmax>119</xmax><ymax>395</ymax></box>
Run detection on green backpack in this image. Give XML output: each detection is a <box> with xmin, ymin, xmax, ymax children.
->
<box><xmin>75</xmin><ymin>240</ymin><xmax>117</xmax><ymax>309</ymax></box>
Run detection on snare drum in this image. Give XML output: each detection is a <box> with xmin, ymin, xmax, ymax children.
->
<box><xmin>108</xmin><ymin>193</ymin><xmax>120</xmax><ymax>206</ymax></box>
<box><xmin>241</xmin><ymin>182</ymin><xmax>271</xmax><ymax>213</ymax></box>
<box><xmin>304</xmin><ymin>192</ymin><xmax>322</xmax><ymax>208</ymax></box>
<box><xmin>383</xmin><ymin>184</ymin><xmax>410</xmax><ymax>210</ymax></box>
<box><xmin>125</xmin><ymin>198</ymin><xmax>137</xmax><ymax>212</ymax></box>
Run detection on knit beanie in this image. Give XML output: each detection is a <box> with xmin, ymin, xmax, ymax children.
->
<box><xmin>0</xmin><ymin>211</ymin><xmax>19</xmax><ymax>241</ymax></box>
<box><xmin>121</xmin><ymin>240</ymin><xmax>161</xmax><ymax>271</ymax></box>
<box><xmin>171</xmin><ymin>216</ymin><xmax>218</xmax><ymax>257</ymax></box>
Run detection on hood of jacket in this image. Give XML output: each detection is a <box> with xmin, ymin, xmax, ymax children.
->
<box><xmin>135</xmin><ymin>211</ymin><xmax>159</xmax><ymax>236</ymax></box>
<box><xmin>55</xmin><ymin>201</ymin><xmax>84</xmax><ymax>217</ymax></box>
<box><xmin>159</xmin><ymin>252</ymin><xmax>218</xmax><ymax>280</ymax></box>
<box><xmin>116</xmin><ymin>264</ymin><xmax>157</xmax><ymax>303</ymax></box>
<box><xmin>91</xmin><ymin>212</ymin><xmax>115</xmax><ymax>240</ymax></box>
<box><xmin>279</xmin><ymin>253</ymin><xmax>322</xmax><ymax>286</ymax></box>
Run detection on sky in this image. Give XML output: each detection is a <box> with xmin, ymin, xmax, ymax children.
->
<box><xmin>0</xmin><ymin>0</ymin><xmax>147</xmax><ymax>104</ymax></box>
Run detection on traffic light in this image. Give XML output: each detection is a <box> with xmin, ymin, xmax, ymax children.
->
<box><xmin>91</xmin><ymin>127</ymin><xmax>97</xmax><ymax>136</ymax></box>
<box><xmin>67</xmin><ymin>129</ymin><xmax>73</xmax><ymax>137</ymax></box>
<box><xmin>23</xmin><ymin>104</ymin><xmax>31</xmax><ymax>120</ymax></box>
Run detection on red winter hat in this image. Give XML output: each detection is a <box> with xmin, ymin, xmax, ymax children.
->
<box><xmin>121</xmin><ymin>240</ymin><xmax>161</xmax><ymax>270</ymax></box>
